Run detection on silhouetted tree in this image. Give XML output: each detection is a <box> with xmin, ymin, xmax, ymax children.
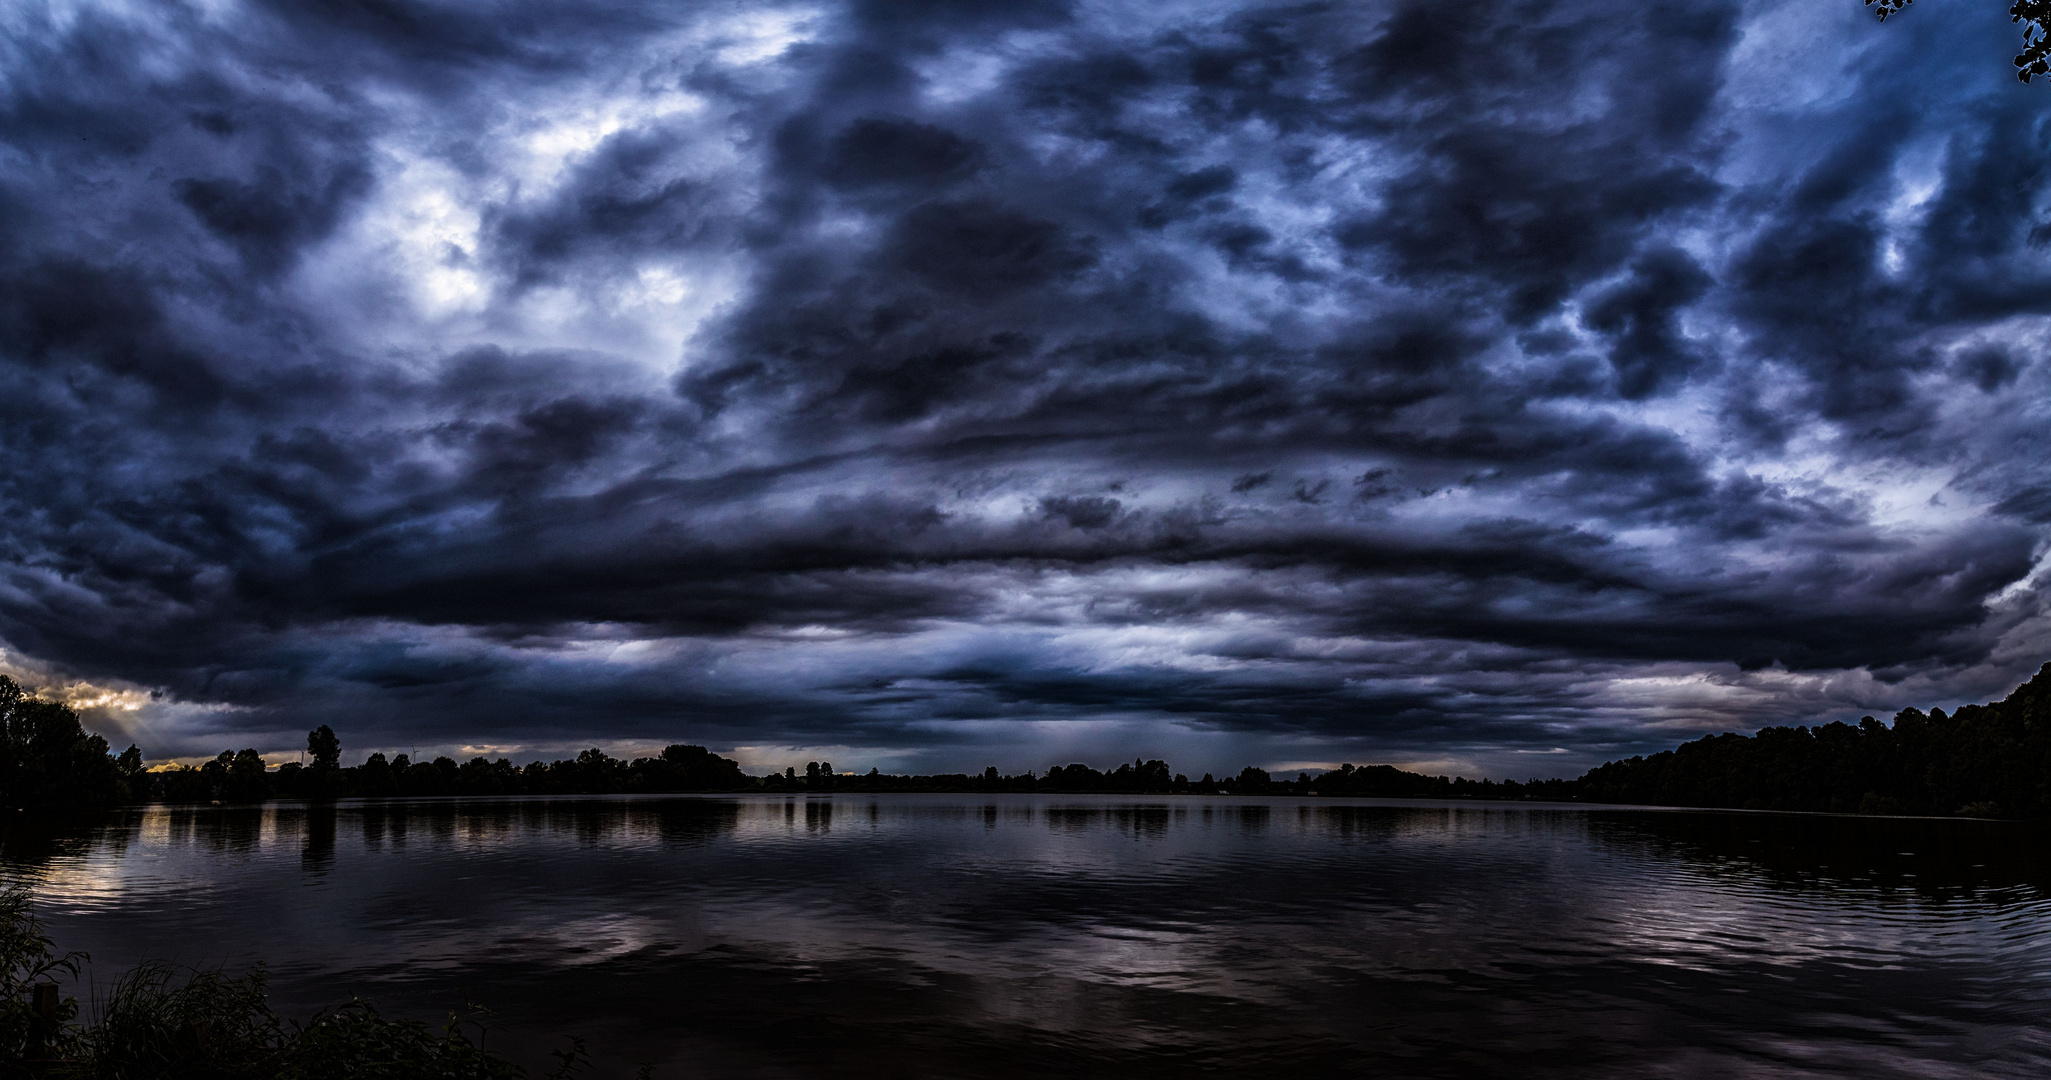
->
<box><xmin>356</xmin><ymin>752</ymin><xmax>395</xmax><ymax>797</ymax></box>
<box><xmin>404</xmin><ymin>759</ymin><xmax>446</xmax><ymax>796</ymax></box>
<box><xmin>1572</xmin><ymin>662</ymin><xmax>2051</xmax><ymax>817</ymax></box>
<box><xmin>307</xmin><ymin>726</ymin><xmax>340</xmax><ymax>771</ymax></box>
<box><xmin>305</xmin><ymin>725</ymin><xmax>341</xmax><ymax>799</ymax></box>
<box><xmin>571</xmin><ymin>749</ymin><xmax>616</xmax><ymax>794</ymax></box>
<box><xmin>629</xmin><ymin>744</ymin><xmax>746</xmax><ymax>792</ymax></box>
<box><xmin>198</xmin><ymin>752</ymin><xmax>233</xmax><ymax>801</ymax></box>
<box><xmin>0</xmin><ymin>676</ymin><xmax>129</xmax><ymax>812</ymax></box>
<box><xmin>1104</xmin><ymin>758</ymin><xmax>1174</xmax><ymax>792</ymax></box>
<box><xmin>1868</xmin><ymin>0</ymin><xmax>2051</xmax><ymax>83</ymax></box>
<box><xmin>1042</xmin><ymin>763</ymin><xmax>1104</xmax><ymax>792</ymax></box>
<box><xmin>114</xmin><ymin>746</ymin><xmax>144</xmax><ymax>801</ymax></box>
<box><xmin>224</xmin><ymin>749</ymin><xmax>270</xmax><ymax>803</ymax></box>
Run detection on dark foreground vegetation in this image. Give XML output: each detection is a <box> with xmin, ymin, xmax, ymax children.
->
<box><xmin>12</xmin><ymin>663</ymin><xmax>2051</xmax><ymax>817</ymax></box>
<box><xmin>1574</xmin><ymin>662</ymin><xmax>2051</xmax><ymax>818</ymax></box>
<box><xmin>0</xmin><ymin>884</ymin><xmax>612</xmax><ymax>1079</ymax></box>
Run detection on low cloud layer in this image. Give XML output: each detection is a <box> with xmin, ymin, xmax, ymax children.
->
<box><xmin>3</xmin><ymin>0</ymin><xmax>2050</xmax><ymax>777</ymax></box>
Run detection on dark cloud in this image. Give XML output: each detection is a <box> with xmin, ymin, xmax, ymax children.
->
<box><xmin>1040</xmin><ymin>495</ymin><xmax>1122</xmax><ymax>529</ymax></box>
<box><xmin>886</xmin><ymin>200</ymin><xmax>1099</xmax><ymax>293</ymax></box>
<box><xmin>824</xmin><ymin>117</ymin><xmax>985</xmax><ymax>190</ymax></box>
<box><xmin>0</xmin><ymin>0</ymin><xmax>2047</xmax><ymax>777</ymax></box>
<box><xmin>1583</xmin><ymin>247</ymin><xmax>1714</xmax><ymax>399</ymax></box>
<box><xmin>1954</xmin><ymin>345</ymin><xmax>2022</xmax><ymax>392</ymax></box>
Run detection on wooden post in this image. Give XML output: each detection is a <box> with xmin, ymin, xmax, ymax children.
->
<box><xmin>27</xmin><ymin>981</ymin><xmax>58</xmax><ymax>1060</ymax></box>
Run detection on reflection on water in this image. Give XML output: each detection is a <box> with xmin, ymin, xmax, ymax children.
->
<box><xmin>5</xmin><ymin>797</ymin><xmax>2050</xmax><ymax>1079</ymax></box>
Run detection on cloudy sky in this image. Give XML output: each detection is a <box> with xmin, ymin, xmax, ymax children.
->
<box><xmin>3</xmin><ymin>0</ymin><xmax>2050</xmax><ymax>778</ymax></box>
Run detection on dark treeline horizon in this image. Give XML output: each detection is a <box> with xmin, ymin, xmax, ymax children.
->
<box><xmin>12</xmin><ymin>663</ymin><xmax>2051</xmax><ymax>816</ymax></box>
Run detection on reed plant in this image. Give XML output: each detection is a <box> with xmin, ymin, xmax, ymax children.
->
<box><xmin>0</xmin><ymin>885</ymin><xmax>596</xmax><ymax>1079</ymax></box>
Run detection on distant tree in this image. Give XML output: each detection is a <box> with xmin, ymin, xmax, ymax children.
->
<box><xmin>148</xmin><ymin>764</ymin><xmax>205</xmax><ymax>804</ymax></box>
<box><xmin>1311</xmin><ymin>763</ymin><xmax>1467</xmax><ymax>798</ymax></box>
<box><xmin>573</xmin><ymin>748</ymin><xmax>616</xmax><ymax>793</ymax></box>
<box><xmin>403</xmin><ymin>759</ymin><xmax>446</xmax><ymax>796</ymax></box>
<box><xmin>113</xmin><ymin>745</ymin><xmax>144</xmax><ymax>802</ymax></box>
<box><xmin>357</xmin><ymin>752</ymin><xmax>395</xmax><ymax>797</ymax></box>
<box><xmin>1042</xmin><ymin>763</ymin><xmax>1105</xmax><ymax>792</ymax></box>
<box><xmin>198</xmin><ymin>752</ymin><xmax>234</xmax><ymax>800</ymax></box>
<box><xmin>1868</xmin><ymin>0</ymin><xmax>2051</xmax><ymax>82</ymax></box>
<box><xmin>304</xmin><ymin>725</ymin><xmax>341</xmax><ymax>799</ymax></box>
<box><xmin>644</xmin><ymin>744</ymin><xmax>746</xmax><ymax>791</ymax></box>
<box><xmin>272</xmin><ymin>760</ymin><xmax>305</xmax><ymax>797</ymax></box>
<box><xmin>306</xmin><ymin>725</ymin><xmax>341</xmax><ymax>772</ymax></box>
<box><xmin>456</xmin><ymin>756</ymin><xmax>511</xmax><ymax>796</ymax></box>
<box><xmin>225</xmin><ymin>749</ymin><xmax>270</xmax><ymax>802</ymax></box>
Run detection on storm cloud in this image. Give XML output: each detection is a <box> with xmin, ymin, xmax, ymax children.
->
<box><xmin>3</xmin><ymin>0</ymin><xmax>2050</xmax><ymax>777</ymax></box>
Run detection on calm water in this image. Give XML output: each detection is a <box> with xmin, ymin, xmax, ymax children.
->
<box><xmin>5</xmin><ymin>795</ymin><xmax>2051</xmax><ymax>1078</ymax></box>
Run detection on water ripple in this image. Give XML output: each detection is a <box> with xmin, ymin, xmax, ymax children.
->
<box><xmin>2</xmin><ymin>796</ymin><xmax>2047</xmax><ymax>1078</ymax></box>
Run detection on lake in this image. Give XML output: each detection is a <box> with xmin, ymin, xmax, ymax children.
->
<box><xmin>4</xmin><ymin>795</ymin><xmax>2050</xmax><ymax>1078</ymax></box>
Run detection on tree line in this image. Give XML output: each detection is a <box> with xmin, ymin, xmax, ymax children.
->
<box><xmin>12</xmin><ymin>662</ymin><xmax>2051</xmax><ymax>816</ymax></box>
<box><xmin>1574</xmin><ymin>661</ymin><xmax>2051</xmax><ymax>817</ymax></box>
<box><xmin>152</xmin><ymin>736</ymin><xmax>751</xmax><ymax>804</ymax></box>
